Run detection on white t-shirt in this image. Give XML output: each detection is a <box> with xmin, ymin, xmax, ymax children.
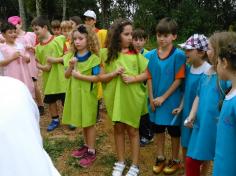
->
<box><xmin>0</xmin><ymin>76</ymin><xmax>61</xmax><ymax>176</ymax></box>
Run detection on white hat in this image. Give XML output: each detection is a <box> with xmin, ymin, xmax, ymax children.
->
<box><xmin>83</xmin><ymin>10</ymin><xmax>96</xmax><ymax>20</ymax></box>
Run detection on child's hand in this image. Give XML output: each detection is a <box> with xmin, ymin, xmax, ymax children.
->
<box><xmin>25</xmin><ymin>45</ymin><xmax>35</xmax><ymax>52</ymax></box>
<box><xmin>12</xmin><ymin>51</ymin><xmax>21</xmax><ymax>60</ymax></box>
<box><xmin>114</xmin><ymin>67</ymin><xmax>125</xmax><ymax>76</ymax></box>
<box><xmin>71</xmin><ymin>70</ymin><xmax>81</xmax><ymax>78</ymax></box>
<box><xmin>172</xmin><ymin>107</ymin><xmax>182</xmax><ymax>115</ymax></box>
<box><xmin>47</xmin><ymin>57</ymin><xmax>57</xmax><ymax>64</ymax></box>
<box><xmin>44</xmin><ymin>64</ymin><xmax>52</xmax><ymax>72</ymax></box>
<box><xmin>149</xmin><ymin>98</ymin><xmax>156</xmax><ymax>112</ymax></box>
<box><xmin>69</xmin><ymin>58</ymin><xmax>77</xmax><ymax>68</ymax></box>
<box><xmin>121</xmin><ymin>74</ymin><xmax>136</xmax><ymax>84</ymax></box>
<box><xmin>153</xmin><ymin>96</ymin><xmax>165</xmax><ymax>107</ymax></box>
<box><xmin>184</xmin><ymin>117</ymin><xmax>194</xmax><ymax>128</ymax></box>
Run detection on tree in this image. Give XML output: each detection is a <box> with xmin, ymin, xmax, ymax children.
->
<box><xmin>62</xmin><ymin>0</ymin><xmax>66</xmax><ymax>20</ymax></box>
<box><xmin>18</xmin><ymin>0</ymin><xmax>26</xmax><ymax>30</ymax></box>
<box><xmin>36</xmin><ymin>0</ymin><xmax>42</xmax><ymax>16</ymax></box>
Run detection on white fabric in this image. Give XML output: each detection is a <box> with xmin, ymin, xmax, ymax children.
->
<box><xmin>0</xmin><ymin>76</ymin><xmax>60</xmax><ymax>176</ymax></box>
<box><xmin>190</xmin><ymin>61</ymin><xmax>211</xmax><ymax>74</ymax></box>
<box><xmin>225</xmin><ymin>89</ymin><xmax>236</xmax><ymax>100</ymax></box>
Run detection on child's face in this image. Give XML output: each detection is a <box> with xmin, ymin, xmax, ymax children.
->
<box><xmin>84</xmin><ymin>17</ymin><xmax>96</xmax><ymax>27</ymax></box>
<box><xmin>207</xmin><ymin>42</ymin><xmax>215</xmax><ymax>64</ymax></box>
<box><xmin>73</xmin><ymin>31</ymin><xmax>87</xmax><ymax>52</ymax></box>
<box><xmin>120</xmin><ymin>25</ymin><xmax>133</xmax><ymax>49</ymax></box>
<box><xmin>32</xmin><ymin>25</ymin><xmax>48</xmax><ymax>39</ymax></box>
<box><xmin>61</xmin><ymin>28</ymin><xmax>72</xmax><ymax>39</ymax></box>
<box><xmin>132</xmin><ymin>38</ymin><xmax>146</xmax><ymax>52</ymax></box>
<box><xmin>185</xmin><ymin>49</ymin><xmax>204</xmax><ymax>64</ymax></box>
<box><xmin>52</xmin><ymin>27</ymin><xmax>61</xmax><ymax>36</ymax></box>
<box><xmin>2</xmin><ymin>29</ymin><xmax>17</xmax><ymax>44</ymax></box>
<box><xmin>156</xmin><ymin>33</ymin><xmax>176</xmax><ymax>48</ymax></box>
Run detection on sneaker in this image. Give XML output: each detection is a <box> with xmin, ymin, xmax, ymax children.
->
<box><xmin>47</xmin><ymin>119</ymin><xmax>59</xmax><ymax>132</ymax></box>
<box><xmin>71</xmin><ymin>145</ymin><xmax>88</xmax><ymax>158</ymax></box>
<box><xmin>38</xmin><ymin>106</ymin><xmax>45</xmax><ymax>116</ymax></box>
<box><xmin>140</xmin><ymin>137</ymin><xmax>154</xmax><ymax>147</ymax></box>
<box><xmin>126</xmin><ymin>165</ymin><xmax>139</xmax><ymax>176</ymax></box>
<box><xmin>79</xmin><ymin>151</ymin><xmax>96</xmax><ymax>168</ymax></box>
<box><xmin>153</xmin><ymin>157</ymin><xmax>166</xmax><ymax>174</ymax></box>
<box><xmin>163</xmin><ymin>160</ymin><xmax>180</xmax><ymax>175</ymax></box>
<box><xmin>112</xmin><ymin>162</ymin><xmax>126</xmax><ymax>176</ymax></box>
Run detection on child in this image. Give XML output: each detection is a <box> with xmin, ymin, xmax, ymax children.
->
<box><xmin>8</xmin><ymin>15</ymin><xmax>44</xmax><ymax>115</ymax></box>
<box><xmin>69</xmin><ymin>16</ymin><xmax>82</xmax><ymax>29</ymax></box>
<box><xmin>145</xmin><ymin>17</ymin><xmax>186</xmax><ymax>175</ymax></box>
<box><xmin>51</xmin><ymin>20</ymin><xmax>61</xmax><ymax>36</ymax></box>
<box><xmin>60</xmin><ymin>20</ymin><xmax>73</xmax><ymax>49</ymax></box>
<box><xmin>31</xmin><ymin>16</ymin><xmax>67</xmax><ymax>131</ymax></box>
<box><xmin>62</xmin><ymin>24</ymin><xmax>100</xmax><ymax>167</ymax></box>
<box><xmin>173</xmin><ymin>34</ymin><xmax>211</xmax><ymax>172</ymax></box>
<box><xmin>184</xmin><ymin>32</ymin><xmax>232</xmax><ymax>176</ymax></box>
<box><xmin>212</xmin><ymin>32</ymin><xmax>236</xmax><ymax>176</ymax></box>
<box><xmin>132</xmin><ymin>28</ymin><xmax>153</xmax><ymax>146</ymax></box>
<box><xmin>0</xmin><ymin>22</ymin><xmax>34</xmax><ymax>96</ymax></box>
<box><xmin>100</xmin><ymin>18</ymin><xmax>148</xmax><ymax>176</ymax></box>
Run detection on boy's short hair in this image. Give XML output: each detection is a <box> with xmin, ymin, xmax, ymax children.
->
<box><xmin>69</xmin><ymin>16</ymin><xmax>82</xmax><ymax>25</ymax></box>
<box><xmin>132</xmin><ymin>29</ymin><xmax>147</xmax><ymax>40</ymax></box>
<box><xmin>51</xmin><ymin>20</ymin><xmax>61</xmax><ymax>28</ymax></box>
<box><xmin>1</xmin><ymin>22</ymin><xmax>16</xmax><ymax>33</ymax></box>
<box><xmin>156</xmin><ymin>17</ymin><xmax>178</xmax><ymax>35</ymax></box>
<box><xmin>60</xmin><ymin>20</ymin><xmax>72</xmax><ymax>29</ymax></box>
<box><xmin>31</xmin><ymin>16</ymin><xmax>50</xmax><ymax>29</ymax></box>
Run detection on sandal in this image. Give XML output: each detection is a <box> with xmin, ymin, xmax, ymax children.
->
<box><xmin>112</xmin><ymin>162</ymin><xmax>126</xmax><ymax>176</ymax></box>
<box><xmin>126</xmin><ymin>165</ymin><xmax>139</xmax><ymax>176</ymax></box>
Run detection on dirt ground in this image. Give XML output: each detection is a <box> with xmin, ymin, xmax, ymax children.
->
<box><xmin>40</xmin><ymin>105</ymin><xmax>185</xmax><ymax>176</ymax></box>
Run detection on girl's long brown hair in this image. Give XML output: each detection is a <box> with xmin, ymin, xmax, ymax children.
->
<box><xmin>106</xmin><ymin>18</ymin><xmax>134</xmax><ymax>63</ymax></box>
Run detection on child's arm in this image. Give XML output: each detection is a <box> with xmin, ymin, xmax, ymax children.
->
<box><xmin>184</xmin><ymin>96</ymin><xmax>199</xmax><ymax>128</ymax></box>
<box><xmin>99</xmin><ymin>66</ymin><xmax>125</xmax><ymax>83</ymax></box>
<box><xmin>36</xmin><ymin>61</ymin><xmax>51</xmax><ymax>72</ymax></box>
<box><xmin>147</xmin><ymin>79</ymin><xmax>155</xmax><ymax>112</ymax></box>
<box><xmin>72</xmin><ymin>69</ymin><xmax>100</xmax><ymax>83</ymax></box>
<box><xmin>121</xmin><ymin>71</ymin><xmax>148</xmax><ymax>84</ymax></box>
<box><xmin>172</xmin><ymin>97</ymin><xmax>184</xmax><ymax>115</ymax></box>
<box><xmin>65</xmin><ymin>58</ymin><xmax>76</xmax><ymax>78</ymax></box>
<box><xmin>0</xmin><ymin>51</ymin><xmax>20</xmax><ymax>66</ymax></box>
<box><xmin>153</xmin><ymin>79</ymin><xmax>182</xmax><ymax>106</ymax></box>
<box><xmin>47</xmin><ymin>57</ymin><xmax>64</xmax><ymax>64</ymax></box>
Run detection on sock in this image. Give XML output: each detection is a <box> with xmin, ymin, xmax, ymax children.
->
<box><xmin>157</xmin><ymin>155</ymin><xmax>165</xmax><ymax>160</ymax></box>
<box><xmin>173</xmin><ymin>158</ymin><xmax>180</xmax><ymax>163</ymax></box>
<box><xmin>118</xmin><ymin>161</ymin><xmax>125</xmax><ymax>165</ymax></box>
<box><xmin>88</xmin><ymin>148</ymin><xmax>96</xmax><ymax>154</ymax></box>
<box><xmin>52</xmin><ymin>116</ymin><xmax>59</xmax><ymax>120</ymax></box>
<box><xmin>131</xmin><ymin>164</ymin><xmax>139</xmax><ymax>169</ymax></box>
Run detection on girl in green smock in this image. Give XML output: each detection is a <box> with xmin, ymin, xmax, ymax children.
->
<box><xmin>62</xmin><ymin>25</ymin><xmax>100</xmax><ymax>168</ymax></box>
<box><xmin>100</xmin><ymin>19</ymin><xmax>148</xmax><ymax>176</ymax></box>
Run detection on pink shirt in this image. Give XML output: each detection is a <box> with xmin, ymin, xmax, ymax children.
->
<box><xmin>16</xmin><ymin>32</ymin><xmax>38</xmax><ymax>78</ymax></box>
<box><xmin>0</xmin><ymin>42</ymin><xmax>35</xmax><ymax>97</ymax></box>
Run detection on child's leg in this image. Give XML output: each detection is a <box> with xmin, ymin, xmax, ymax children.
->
<box><xmin>186</xmin><ymin>157</ymin><xmax>203</xmax><ymax>176</ymax></box>
<box><xmin>171</xmin><ymin>136</ymin><xmax>180</xmax><ymax>160</ymax></box>
<box><xmin>83</xmin><ymin>125</ymin><xmax>96</xmax><ymax>150</ymax></box>
<box><xmin>156</xmin><ymin>132</ymin><xmax>165</xmax><ymax>156</ymax></box>
<box><xmin>182</xmin><ymin>147</ymin><xmax>187</xmax><ymax>173</ymax></box>
<box><xmin>200</xmin><ymin>161</ymin><xmax>210</xmax><ymax>176</ymax></box>
<box><xmin>126</xmin><ymin>125</ymin><xmax>140</xmax><ymax>165</ymax></box>
<box><xmin>114</xmin><ymin>123</ymin><xmax>126</xmax><ymax>162</ymax></box>
<box><xmin>49</xmin><ymin>102</ymin><xmax>58</xmax><ymax>118</ymax></box>
<box><xmin>34</xmin><ymin>81</ymin><xmax>44</xmax><ymax>107</ymax></box>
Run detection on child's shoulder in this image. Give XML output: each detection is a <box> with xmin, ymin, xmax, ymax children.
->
<box><xmin>144</xmin><ymin>49</ymin><xmax>156</xmax><ymax>59</ymax></box>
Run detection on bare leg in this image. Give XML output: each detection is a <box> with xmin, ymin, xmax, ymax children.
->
<box><xmin>171</xmin><ymin>137</ymin><xmax>180</xmax><ymax>160</ymax></box>
<box><xmin>34</xmin><ymin>81</ymin><xmax>43</xmax><ymax>106</ymax></box>
<box><xmin>49</xmin><ymin>102</ymin><xmax>58</xmax><ymax>117</ymax></box>
<box><xmin>114</xmin><ymin>123</ymin><xmax>126</xmax><ymax>162</ymax></box>
<box><xmin>200</xmin><ymin>161</ymin><xmax>210</xmax><ymax>176</ymax></box>
<box><xmin>156</xmin><ymin>133</ymin><xmax>165</xmax><ymax>157</ymax></box>
<box><xmin>126</xmin><ymin>125</ymin><xmax>140</xmax><ymax>165</ymax></box>
<box><xmin>84</xmin><ymin>125</ymin><xmax>96</xmax><ymax>149</ymax></box>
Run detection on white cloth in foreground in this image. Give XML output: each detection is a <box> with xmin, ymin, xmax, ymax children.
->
<box><xmin>0</xmin><ymin>76</ymin><xmax>60</xmax><ymax>176</ymax></box>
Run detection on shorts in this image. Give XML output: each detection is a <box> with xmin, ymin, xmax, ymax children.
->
<box><xmin>44</xmin><ymin>93</ymin><xmax>65</xmax><ymax>105</ymax></box>
<box><xmin>152</xmin><ymin>124</ymin><xmax>180</xmax><ymax>137</ymax></box>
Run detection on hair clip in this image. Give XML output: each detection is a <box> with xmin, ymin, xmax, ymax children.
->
<box><xmin>77</xmin><ymin>25</ymin><xmax>87</xmax><ymax>34</ymax></box>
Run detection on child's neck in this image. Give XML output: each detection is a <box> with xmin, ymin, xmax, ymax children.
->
<box><xmin>192</xmin><ymin>59</ymin><xmax>204</xmax><ymax>68</ymax></box>
<box><xmin>121</xmin><ymin>47</ymin><xmax>129</xmax><ymax>53</ymax></box>
<box><xmin>17</xmin><ymin>29</ymin><xmax>25</xmax><ymax>36</ymax></box>
<box><xmin>158</xmin><ymin>44</ymin><xmax>173</xmax><ymax>58</ymax></box>
<box><xmin>229</xmin><ymin>73</ymin><xmax>236</xmax><ymax>92</ymax></box>
<box><xmin>41</xmin><ymin>32</ymin><xmax>52</xmax><ymax>43</ymax></box>
<box><xmin>77</xmin><ymin>49</ymin><xmax>89</xmax><ymax>56</ymax></box>
<box><xmin>6</xmin><ymin>40</ymin><xmax>15</xmax><ymax>46</ymax></box>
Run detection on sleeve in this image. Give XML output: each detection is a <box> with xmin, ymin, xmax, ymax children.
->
<box><xmin>92</xmin><ymin>65</ymin><xmax>100</xmax><ymax>75</ymax></box>
<box><xmin>137</xmin><ymin>53</ymin><xmax>148</xmax><ymax>73</ymax></box>
<box><xmin>146</xmin><ymin>69</ymin><xmax>152</xmax><ymax>79</ymax></box>
<box><xmin>174</xmin><ymin>50</ymin><xmax>186</xmax><ymax>79</ymax></box>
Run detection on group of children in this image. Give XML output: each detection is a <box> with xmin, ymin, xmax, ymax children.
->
<box><xmin>0</xmin><ymin>11</ymin><xmax>236</xmax><ymax>176</ymax></box>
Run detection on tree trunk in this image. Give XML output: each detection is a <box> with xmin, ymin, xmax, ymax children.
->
<box><xmin>62</xmin><ymin>0</ymin><xmax>66</xmax><ymax>20</ymax></box>
<box><xmin>18</xmin><ymin>0</ymin><xmax>26</xmax><ymax>30</ymax></box>
<box><xmin>36</xmin><ymin>0</ymin><xmax>42</xmax><ymax>16</ymax></box>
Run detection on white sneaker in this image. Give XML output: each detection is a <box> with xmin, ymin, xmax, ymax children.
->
<box><xmin>125</xmin><ymin>165</ymin><xmax>139</xmax><ymax>176</ymax></box>
<box><xmin>112</xmin><ymin>162</ymin><xmax>126</xmax><ymax>176</ymax></box>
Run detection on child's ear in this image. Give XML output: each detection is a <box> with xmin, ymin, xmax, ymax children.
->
<box><xmin>173</xmin><ymin>34</ymin><xmax>177</xmax><ymax>40</ymax></box>
<box><xmin>43</xmin><ymin>25</ymin><xmax>48</xmax><ymax>30</ymax></box>
<box><xmin>222</xmin><ymin>57</ymin><xmax>229</xmax><ymax>69</ymax></box>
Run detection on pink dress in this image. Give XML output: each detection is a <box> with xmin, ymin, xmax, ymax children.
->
<box><xmin>0</xmin><ymin>42</ymin><xmax>35</xmax><ymax>97</ymax></box>
<box><xmin>16</xmin><ymin>32</ymin><xmax>38</xmax><ymax>79</ymax></box>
